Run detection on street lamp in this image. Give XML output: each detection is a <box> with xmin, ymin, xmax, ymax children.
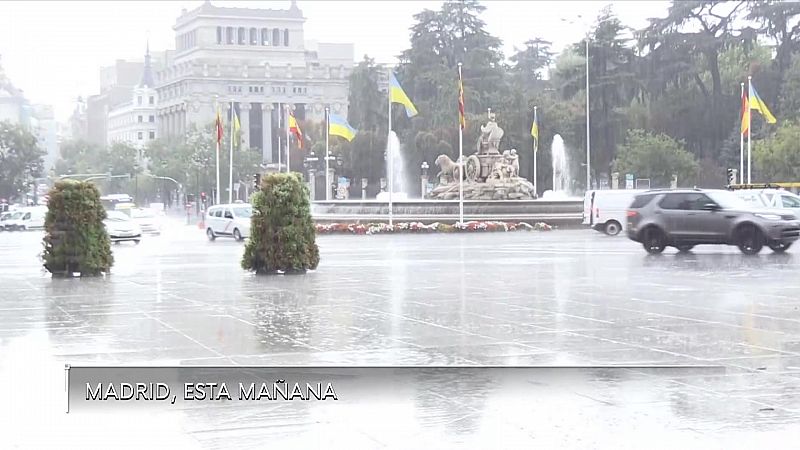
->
<box><xmin>561</xmin><ymin>15</ymin><xmax>591</xmax><ymax>190</ymax></box>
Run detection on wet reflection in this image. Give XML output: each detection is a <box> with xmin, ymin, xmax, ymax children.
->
<box><xmin>412</xmin><ymin>369</ymin><xmax>492</xmax><ymax>434</ymax></box>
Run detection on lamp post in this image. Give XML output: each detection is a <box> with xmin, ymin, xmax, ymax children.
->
<box><xmin>420</xmin><ymin>161</ymin><xmax>429</xmax><ymax>198</ymax></box>
<box><xmin>303</xmin><ymin>151</ymin><xmax>320</xmax><ymax>200</ymax></box>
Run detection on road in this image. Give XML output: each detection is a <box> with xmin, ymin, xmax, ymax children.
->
<box><xmin>1</xmin><ymin>220</ymin><xmax>800</xmax><ymax>448</ymax></box>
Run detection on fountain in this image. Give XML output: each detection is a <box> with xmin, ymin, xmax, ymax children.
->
<box><xmin>542</xmin><ymin>134</ymin><xmax>570</xmax><ymax>200</ymax></box>
<box><xmin>376</xmin><ymin>131</ymin><xmax>409</xmax><ymax>201</ymax></box>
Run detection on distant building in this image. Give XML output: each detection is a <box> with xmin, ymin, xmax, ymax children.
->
<box><xmin>0</xmin><ymin>54</ymin><xmax>31</xmax><ymax>126</ymax></box>
<box><xmin>29</xmin><ymin>104</ymin><xmax>59</xmax><ymax>171</ymax></box>
<box><xmin>67</xmin><ymin>96</ymin><xmax>88</xmax><ymax>141</ymax></box>
<box><xmin>107</xmin><ymin>44</ymin><xmax>159</xmax><ymax>148</ymax></box>
<box><xmin>155</xmin><ymin>0</ymin><xmax>354</xmax><ymax>164</ymax></box>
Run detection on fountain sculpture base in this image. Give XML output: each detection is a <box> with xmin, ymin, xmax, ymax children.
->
<box><xmin>428</xmin><ymin>177</ymin><xmax>536</xmax><ymax>200</ymax></box>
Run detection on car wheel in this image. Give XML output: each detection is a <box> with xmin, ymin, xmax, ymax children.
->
<box><xmin>676</xmin><ymin>244</ymin><xmax>695</xmax><ymax>253</ymax></box>
<box><xmin>768</xmin><ymin>241</ymin><xmax>792</xmax><ymax>253</ymax></box>
<box><xmin>604</xmin><ymin>220</ymin><xmax>622</xmax><ymax>236</ymax></box>
<box><xmin>233</xmin><ymin>228</ymin><xmax>242</xmax><ymax>242</ymax></box>
<box><xmin>133</xmin><ymin>240</ymin><xmax>140</xmax><ymax>245</ymax></box>
<box><xmin>736</xmin><ymin>224</ymin><xmax>763</xmax><ymax>255</ymax></box>
<box><xmin>206</xmin><ymin>228</ymin><xmax>216</xmax><ymax>241</ymax></box>
<box><xmin>642</xmin><ymin>227</ymin><xmax>666</xmax><ymax>254</ymax></box>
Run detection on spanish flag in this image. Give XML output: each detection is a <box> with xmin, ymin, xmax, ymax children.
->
<box><xmin>389</xmin><ymin>72</ymin><xmax>418</xmax><ymax>118</ymax></box>
<box><xmin>458</xmin><ymin>70</ymin><xmax>465</xmax><ymax>130</ymax></box>
<box><xmin>215</xmin><ymin>107</ymin><xmax>224</xmax><ymax>144</ymax></box>
<box><xmin>531</xmin><ymin>108</ymin><xmax>539</xmax><ymax>142</ymax></box>
<box><xmin>740</xmin><ymin>86</ymin><xmax>749</xmax><ymax>135</ymax></box>
<box><xmin>749</xmin><ymin>84</ymin><xmax>777</xmax><ymax>124</ymax></box>
<box><xmin>329</xmin><ymin>113</ymin><xmax>356</xmax><ymax>141</ymax></box>
<box><xmin>288</xmin><ymin>112</ymin><xmax>303</xmax><ymax>149</ymax></box>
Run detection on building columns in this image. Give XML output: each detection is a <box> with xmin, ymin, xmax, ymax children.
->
<box><xmin>262</xmin><ymin>103</ymin><xmax>273</xmax><ymax>164</ymax></box>
<box><xmin>240</xmin><ymin>102</ymin><xmax>251</xmax><ymax>149</ymax></box>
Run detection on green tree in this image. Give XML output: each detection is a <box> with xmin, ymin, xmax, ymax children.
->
<box><xmin>0</xmin><ymin>121</ymin><xmax>45</xmax><ymax>200</ymax></box>
<box><xmin>753</xmin><ymin>121</ymin><xmax>800</xmax><ymax>181</ymax></box>
<box><xmin>613</xmin><ymin>129</ymin><xmax>699</xmax><ymax>187</ymax></box>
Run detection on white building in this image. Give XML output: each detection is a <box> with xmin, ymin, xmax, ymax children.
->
<box><xmin>107</xmin><ymin>45</ymin><xmax>158</xmax><ymax>148</ymax></box>
<box><xmin>155</xmin><ymin>0</ymin><xmax>353</xmax><ymax>164</ymax></box>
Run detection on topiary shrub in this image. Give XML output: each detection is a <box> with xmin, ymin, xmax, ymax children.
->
<box><xmin>242</xmin><ymin>172</ymin><xmax>320</xmax><ymax>274</ymax></box>
<box><xmin>43</xmin><ymin>180</ymin><xmax>113</xmax><ymax>277</ymax></box>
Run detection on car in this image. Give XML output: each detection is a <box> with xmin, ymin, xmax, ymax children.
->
<box><xmin>104</xmin><ymin>210</ymin><xmax>142</xmax><ymax>244</ymax></box>
<box><xmin>626</xmin><ymin>188</ymin><xmax>800</xmax><ymax>255</ymax></box>
<box><xmin>733</xmin><ymin>188</ymin><xmax>800</xmax><ymax>220</ymax></box>
<box><xmin>583</xmin><ymin>189</ymin><xmax>649</xmax><ymax>235</ymax></box>
<box><xmin>0</xmin><ymin>211</ymin><xmax>15</xmax><ymax>231</ymax></box>
<box><xmin>130</xmin><ymin>208</ymin><xmax>162</xmax><ymax>235</ymax></box>
<box><xmin>205</xmin><ymin>203</ymin><xmax>252</xmax><ymax>241</ymax></box>
<box><xmin>2</xmin><ymin>207</ymin><xmax>46</xmax><ymax>231</ymax></box>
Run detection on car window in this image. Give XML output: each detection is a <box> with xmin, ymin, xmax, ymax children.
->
<box><xmin>782</xmin><ymin>195</ymin><xmax>800</xmax><ymax>208</ymax></box>
<box><xmin>764</xmin><ymin>193</ymin><xmax>776</xmax><ymax>206</ymax></box>
<box><xmin>736</xmin><ymin>192</ymin><xmax>765</xmax><ymax>207</ymax></box>
<box><xmin>659</xmin><ymin>193</ymin><xmax>690</xmax><ymax>210</ymax></box>
<box><xmin>630</xmin><ymin>194</ymin><xmax>656</xmax><ymax>208</ymax></box>
<box><xmin>232</xmin><ymin>207</ymin><xmax>252</xmax><ymax>218</ymax></box>
<box><xmin>223</xmin><ymin>209</ymin><xmax>233</xmax><ymax>219</ymax></box>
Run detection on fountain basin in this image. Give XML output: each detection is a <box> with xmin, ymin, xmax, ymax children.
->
<box><xmin>311</xmin><ymin>199</ymin><xmax>583</xmax><ymax>226</ymax></box>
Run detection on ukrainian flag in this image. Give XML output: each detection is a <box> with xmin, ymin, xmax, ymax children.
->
<box><xmin>329</xmin><ymin>114</ymin><xmax>357</xmax><ymax>141</ymax></box>
<box><xmin>390</xmin><ymin>72</ymin><xmax>418</xmax><ymax>118</ymax></box>
<box><xmin>749</xmin><ymin>84</ymin><xmax>777</xmax><ymax>124</ymax></box>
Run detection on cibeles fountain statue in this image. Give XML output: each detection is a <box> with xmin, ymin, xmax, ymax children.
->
<box><xmin>429</xmin><ymin>112</ymin><xmax>536</xmax><ymax>200</ymax></box>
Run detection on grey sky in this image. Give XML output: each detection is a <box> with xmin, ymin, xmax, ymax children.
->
<box><xmin>0</xmin><ymin>1</ymin><xmax>668</xmax><ymax>121</ymax></box>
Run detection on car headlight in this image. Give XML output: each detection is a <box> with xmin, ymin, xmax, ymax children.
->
<box><xmin>755</xmin><ymin>213</ymin><xmax>782</xmax><ymax>221</ymax></box>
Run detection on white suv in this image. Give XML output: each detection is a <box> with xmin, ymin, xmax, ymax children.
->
<box><xmin>733</xmin><ymin>188</ymin><xmax>800</xmax><ymax>219</ymax></box>
<box><xmin>205</xmin><ymin>203</ymin><xmax>252</xmax><ymax>241</ymax></box>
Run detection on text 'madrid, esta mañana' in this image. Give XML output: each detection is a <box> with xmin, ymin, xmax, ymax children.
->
<box><xmin>85</xmin><ymin>380</ymin><xmax>339</xmax><ymax>402</ymax></box>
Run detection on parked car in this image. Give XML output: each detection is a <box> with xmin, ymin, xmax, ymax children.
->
<box><xmin>583</xmin><ymin>189</ymin><xmax>649</xmax><ymax>235</ymax></box>
<box><xmin>733</xmin><ymin>188</ymin><xmax>800</xmax><ymax>220</ymax></box>
<box><xmin>0</xmin><ymin>211</ymin><xmax>15</xmax><ymax>231</ymax></box>
<box><xmin>205</xmin><ymin>204</ymin><xmax>252</xmax><ymax>241</ymax></box>
<box><xmin>104</xmin><ymin>210</ymin><xmax>142</xmax><ymax>244</ymax></box>
<box><xmin>627</xmin><ymin>188</ymin><xmax>800</xmax><ymax>254</ymax></box>
<box><xmin>130</xmin><ymin>208</ymin><xmax>162</xmax><ymax>235</ymax></box>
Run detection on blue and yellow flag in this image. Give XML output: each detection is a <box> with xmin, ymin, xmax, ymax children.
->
<box><xmin>531</xmin><ymin>108</ymin><xmax>539</xmax><ymax>142</ymax></box>
<box><xmin>232</xmin><ymin>108</ymin><xmax>241</xmax><ymax>148</ymax></box>
<box><xmin>389</xmin><ymin>72</ymin><xmax>418</xmax><ymax>118</ymax></box>
<box><xmin>749</xmin><ymin>84</ymin><xmax>777</xmax><ymax>124</ymax></box>
<box><xmin>329</xmin><ymin>114</ymin><xmax>357</xmax><ymax>141</ymax></box>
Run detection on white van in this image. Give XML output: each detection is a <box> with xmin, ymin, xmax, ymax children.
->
<box><xmin>583</xmin><ymin>189</ymin><xmax>648</xmax><ymax>235</ymax></box>
<box><xmin>205</xmin><ymin>203</ymin><xmax>252</xmax><ymax>241</ymax></box>
<box><xmin>10</xmin><ymin>206</ymin><xmax>47</xmax><ymax>231</ymax></box>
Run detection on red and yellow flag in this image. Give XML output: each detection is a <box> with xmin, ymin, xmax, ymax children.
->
<box><xmin>288</xmin><ymin>112</ymin><xmax>303</xmax><ymax>149</ymax></box>
<box><xmin>740</xmin><ymin>86</ymin><xmax>749</xmax><ymax>135</ymax></box>
<box><xmin>458</xmin><ymin>68</ymin><xmax>466</xmax><ymax>129</ymax></box>
<box><xmin>215</xmin><ymin>107</ymin><xmax>224</xmax><ymax>144</ymax></box>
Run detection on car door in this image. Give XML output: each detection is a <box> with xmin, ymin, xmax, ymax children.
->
<box><xmin>212</xmin><ymin>208</ymin><xmax>224</xmax><ymax>234</ymax></box>
<box><xmin>221</xmin><ymin>208</ymin><xmax>234</xmax><ymax>235</ymax></box>
<box><xmin>657</xmin><ymin>193</ymin><xmax>693</xmax><ymax>239</ymax></box>
<box><xmin>685</xmin><ymin>193</ymin><xmax>728</xmax><ymax>242</ymax></box>
<box><xmin>780</xmin><ymin>194</ymin><xmax>800</xmax><ymax>219</ymax></box>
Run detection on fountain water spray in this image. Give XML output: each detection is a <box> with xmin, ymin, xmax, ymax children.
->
<box><xmin>551</xmin><ymin>134</ymin><xmax>569</xmax><ymax>195</ymax></box>
<box><xmin>378</xmin><ymin>131</ymin><xmax>408</xmax><ymax>201</ymax></box>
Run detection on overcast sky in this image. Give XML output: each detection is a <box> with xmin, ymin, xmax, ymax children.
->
<box><xmin>0</xmin><ymin>1</ymin><xmax>669</xmax><ymax>121</ymax></box>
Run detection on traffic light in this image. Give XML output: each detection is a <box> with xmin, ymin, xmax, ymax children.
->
<box><xmin>253</xmin><ymin>173</ymin><xmax>261</xmax><ymax>190</ymax></box>
<box><xmin>200</xmin><ymin>192</ymin><xmax>206</xmax><ymax>202</ymax></box>
<box><xmin>726</xmin><ymin>168</ymin><xmax>737</xmax><ymax>185</ymax></box>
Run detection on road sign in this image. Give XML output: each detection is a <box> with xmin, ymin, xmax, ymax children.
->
<box><xmin>625</xmin><ymin>173</ymin><xmax>634</xmax><ymax>189</ymax></box>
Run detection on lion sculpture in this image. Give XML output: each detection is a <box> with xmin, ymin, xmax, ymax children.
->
<box><xmin>435</xmin><ymin>154</ymin><xmax>462</xmax><ymax>184</ymax></box>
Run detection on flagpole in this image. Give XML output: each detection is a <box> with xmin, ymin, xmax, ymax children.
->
<box><xmin>277</xmin><ymin>102</ymin><xmax>282</xmax><ymax>171</ymax></box>
<box><xmin>325</xmin><ymin>107</ymin><xmax>330</xmax><ymax>201</ymax></box>
<box><xmin>533</xmin><ymin>106</ymin><xmax>538</xmax><ymax>196</ymax></box>
<box><xmin>458</xmin><ymin>62</ymin><xmax>464</xmax><ymax>225</ymax></box>
<box><xmin>747</xmin><ymin>76</ymin><xmax>752</xmax><ymax>184</ymax></box>
<box><xmin>740</xmin><ymin>82</ymin><xmax>745</xmax><ymax>184</ymax></box>
<box><xmin>286</xmin><ymin>104</ymin><xmax>291</xmax><ymax>173</ymax></box>
<box><xmin>388</xmin><ymin>70</ymin><xmax>393</xmax><ymax>227</ymax></box>
<box><xmin>214</xmin><ymin>96</ymin><xmax>220</xmax><ymax>205</ymax></box>
<box><xmin>229</xmin><ymin>101</ymin><xmax>234</xmax><ymax>204</ymax></box>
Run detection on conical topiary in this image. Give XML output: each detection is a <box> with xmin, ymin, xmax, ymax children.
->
<box><xmin>242</xmin><ymin>172</ymin><xmax>320</xmax><ymax>274</ymax></box>
<box><xmin>43</xmin><ymin>180</ymin><xmax>113</xmax><ymax>277</ymax></box>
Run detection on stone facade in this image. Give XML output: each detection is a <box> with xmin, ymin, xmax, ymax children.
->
<box><xmin>107</xmin><ymin>46</ymin><xmax>158</xmax><ymax>148</ymax></box>
<box><xmin>155</xmin><ymin>1</ymin><xmax>353</xmax><ymax>164</ymax></box>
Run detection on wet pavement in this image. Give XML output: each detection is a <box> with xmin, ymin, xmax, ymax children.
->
<box><xmin>2</xmin><ymin>221</ymin><xmax>800</xmax><ymax>448</ymax></box>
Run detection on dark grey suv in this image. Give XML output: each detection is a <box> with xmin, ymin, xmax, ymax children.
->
<box><xmin>626</xmin><ymin>189</ymin><xmax>800</xmax><ymax>254</ymax></box>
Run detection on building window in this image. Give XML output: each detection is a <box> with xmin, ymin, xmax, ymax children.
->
<box><xmin>237</xmin><ymin>27</ymin><xmax>245</xmax><ymax>45</ymax></box>
<box><xmin>261</xmin><ymin>28</ymin><xmax>269</xmax><ymax>45</ymax></box>
<box><xmin>138</xmin><ymin>115</ymin><xmax>143</xmax><ymax>123</ymax></box>
<box><xmin>148</xmin><ymin>115</ymin><xmax>155</xmax><ymax>122</ymax></box>
<box><xmin>149</xmin><ymin>96</ymin><xmax>154</xmax><ymax>105</ymax></box>
<box><xmin>226</xmin><ymin>27</ymin><xmax>234</xmax><ymax>44</ymax></box>
<box><xmin>284</xmin><ymin>29</ymin><xmax>289</xmax><ymax>46</ymax></box>
<box><xmin>216</xmin><ymin>26</ymin><xmax>222</xmax><ymax>44</ymax></box>
<box><xmin>273</xmin><ymin>28</ymin><xmax>280</xmax><ymax>46</ymax></box>
<box><xmin>137</xmin><ymin>96</ymin><xmax>142</xmax><ymax>105</ymax></box>
<box><xmin>249</xmin><ymin>28</ymin><xmax>257</xmax><ymax>45</ymax></box>
<box><xmin>149</xmin><ymin>131</ymin><xmax>155</xmax><ymax>140</ymax></box>
<box><xmin>137</xmin><ymin>132</ymin><xmax>143</xmax><ymax>140</ymax></box>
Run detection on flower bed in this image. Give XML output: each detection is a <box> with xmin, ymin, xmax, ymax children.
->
<box><xmin>315</xmin><ymin>221</ymin><xmax>553</xmax><ymax>235</ymax></box>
